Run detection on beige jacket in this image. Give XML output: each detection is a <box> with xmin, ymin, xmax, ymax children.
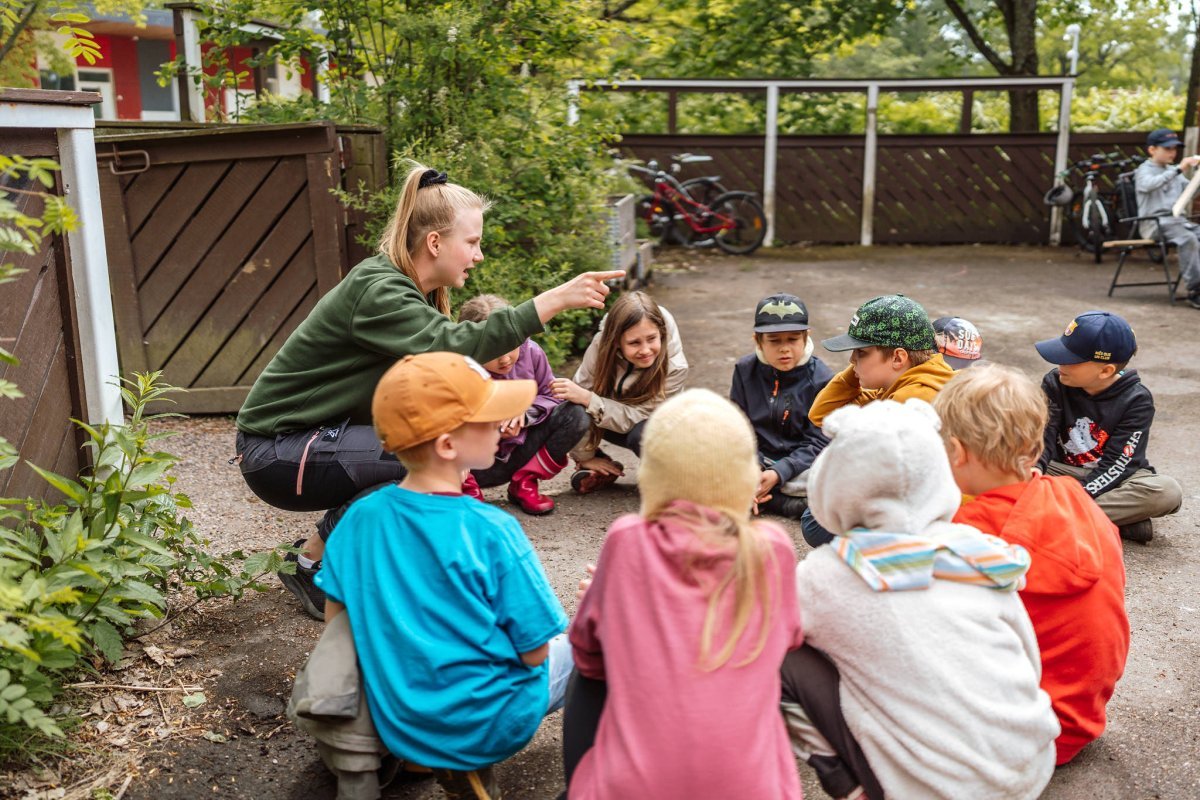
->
<box><xmin>570</xmin><ymin>305</ymin><xmax>688</xmax><ymax>460</ymax></box>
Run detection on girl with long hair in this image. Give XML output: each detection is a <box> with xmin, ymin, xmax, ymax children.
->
<box><xmin>550</xmin><ymin>291</ymin><xmax>688</xmax><ymax>494</ymax></box>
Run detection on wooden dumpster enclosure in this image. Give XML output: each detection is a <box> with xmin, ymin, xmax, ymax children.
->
<box><xmin>94</xmin><ymin>121</ymin><xmax>386</xmax><ymax>414</ymax></box>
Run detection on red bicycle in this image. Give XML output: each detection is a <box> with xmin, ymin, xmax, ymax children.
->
<box><xmin>629</xmin><ymin>160</ymin><xmax>767</xmax><ymax>255</ymax></box>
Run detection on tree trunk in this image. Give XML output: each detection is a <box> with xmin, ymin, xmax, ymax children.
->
<box><xmin>1183</xmin><ymin>3</ymin><xmax>1200</xmax><ymax>134</ymax></box>
<box><xmin>1006</xmin><ymin>0</ymin><xmax>1040</xmax><ymax>132</ymax></box>
<box><xmin>1008</xmin><ymin>89</ymin><xmax>1040</xmax><ymax>133</ymax></box>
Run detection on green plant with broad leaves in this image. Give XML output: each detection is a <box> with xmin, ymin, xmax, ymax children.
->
<box><xmin>0</xmin><ymin>373</ymin><xmax>292</xmax><ymax>740</ymax></box>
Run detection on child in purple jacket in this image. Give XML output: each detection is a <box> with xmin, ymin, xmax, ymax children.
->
<box><xmin>459</xmin><ymin>295</ymin><xmax>591</xmax><ymax>515</ymax></box>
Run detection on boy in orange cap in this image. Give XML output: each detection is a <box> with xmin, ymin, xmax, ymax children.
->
<box><xmin>316</xmin><ymin>352</ymin><xmax>571</xmax><ymax>798</ymax></box>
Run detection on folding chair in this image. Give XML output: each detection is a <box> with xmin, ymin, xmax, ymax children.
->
<box><xmin>1102</xmin><ymin>172</ymin><xmax>1180</xmax><ymax>304</ymax></box>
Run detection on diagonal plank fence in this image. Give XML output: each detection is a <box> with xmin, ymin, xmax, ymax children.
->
<box><xmin>95</xmin><ymin>121</ymin><xmax>387</xmax><ymax>414</ymax></box>
<box><xmin>620</xmin><ymin>132</ymin><xmax>1147</xmax><ymax>245</ymax></box>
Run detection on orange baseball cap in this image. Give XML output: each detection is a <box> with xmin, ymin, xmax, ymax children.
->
<box><xmin>372</xmin><ymin>352</ymin><xmax>536</xmax><ymax>452</ymax></box>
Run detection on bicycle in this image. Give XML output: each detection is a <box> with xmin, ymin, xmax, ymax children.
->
<box><xmin>1048</xmin><ymin>152</ymin><xmax>1145</xmax><ymax>263</ymax></box>
<box><xmin>631</xmin><ymin>153</ymin><xmax>728</xmax><ymax>242</ymax></box>
<box><xmin>629</xmin><ymin>160</ymin><xmax>766</xmax><ymax>255</ymax></box>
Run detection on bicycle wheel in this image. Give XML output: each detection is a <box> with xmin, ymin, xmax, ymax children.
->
<box><xmin>1089</xmin><ymin>209</ymin><xmax>1106</xmax><ymax>263</ymax></box>
<box><xmin>709</xmin><ymin>191</ymin><xmax>767</xmax><ymax>255</ymax></box>
<box><xmin>680</xmin><ymin>177</ymin><xmax>727</xmax><ymax>208</ymax></box>
<box><xmin>1071</xmin><ymin>200</ymin><xmax>1101</xmax><ymax>255</ymax></box>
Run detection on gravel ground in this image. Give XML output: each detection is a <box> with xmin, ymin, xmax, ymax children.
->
<box><xmin>114</xmin><ymin>244</ymin><xmax>1198</xmax><ymax>800</ymax></box>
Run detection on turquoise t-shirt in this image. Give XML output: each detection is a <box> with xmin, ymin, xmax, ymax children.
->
<box><xmin>315</xmin><ymin>486</ymin><xmax>567</xmax><ymax>770</ymax></box>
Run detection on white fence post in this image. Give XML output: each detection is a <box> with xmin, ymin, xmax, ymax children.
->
<box><xmin>860</xmin><ymin>83</ymin><xmax>879</xmax><ymax>246</ymax></box>
<box><xmin>763</xmin><ymin>83</ymin><xmax>779</xmax><ymax>246</ymax></box>
<box><xmin>1049</xmin><ymin>78</ymin><xmax>1074</xmax><ymax>246</ymax></box>
<box><xmin>55</xmin><ymin>113</ymin><xmax>124</xmax><ymax>425</ymax></box>
<box><xmin>167</xmin><ymin>2</ymin><xmax>207</xmax><ymax>123</ymax></box>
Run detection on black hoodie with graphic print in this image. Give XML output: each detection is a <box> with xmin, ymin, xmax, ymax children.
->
<box><xmin>1038</xmin><ymin>368</ymin><xmax>1156</xmax><ymax>498</ymax></box>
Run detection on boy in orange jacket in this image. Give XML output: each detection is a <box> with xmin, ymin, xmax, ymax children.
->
<box><xmin>809</xmin><ymin>294</ymin><xmax>955</xmax><ymax>429</ymax></box>
<box><xmin>936</xmin><ymin>364</ymin><xmax>1129</xmax><ymax>765</ymax></box>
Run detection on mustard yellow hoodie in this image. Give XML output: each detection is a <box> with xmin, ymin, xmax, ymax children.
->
<box><xmin>808</xmin><ymin>353</ymin><xmax>956</xmax><ymax>427</ymax></box>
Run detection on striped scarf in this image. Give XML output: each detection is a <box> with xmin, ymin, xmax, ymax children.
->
<box><xmin>833</xmin><ymin>527</ymin><xmax>1029</xmax><ymax>593</ymax></box>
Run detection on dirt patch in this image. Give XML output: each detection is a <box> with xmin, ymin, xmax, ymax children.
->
<box><xmin>18</xmin><ymin>244</ymin><xmax>1199</xmax><ymax>799</ymax></box>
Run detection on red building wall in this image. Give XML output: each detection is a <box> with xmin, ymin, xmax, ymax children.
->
<box><xmin>75</xmin><ymin>33</ymin><xmax>141</xmax><ymax>120</ymax></box>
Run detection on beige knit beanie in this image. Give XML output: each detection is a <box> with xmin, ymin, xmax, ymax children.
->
<box><xmin>638</xmin><ymin>388</ymin><xmax>760</xmax><ymax>520</ymax></box>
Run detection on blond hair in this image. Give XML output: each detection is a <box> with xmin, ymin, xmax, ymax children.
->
<box><xmin>457</xmin><ymin>293</ymin><xmax>510</xmax><ymax>323</ymax></box>
<box><xmin>934</xmin><ymin>364</ymin><xmax>1048</xmax><ymax>477</ymax></box>
<box><xmin>378</xmin><ymin>162</ymin><xmax>491</xmax><ymax>316</ymax></box>
<box><xmin>653</xmin><ymin>504</ymin><xmax>775</xmax><ymax>671</ymax></box>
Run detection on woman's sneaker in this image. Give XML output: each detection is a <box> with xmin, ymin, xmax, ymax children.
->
<box><xmin>278</xmin><ymin>538</ymin><xmax>326</xmax><ymax>620</ymax></box>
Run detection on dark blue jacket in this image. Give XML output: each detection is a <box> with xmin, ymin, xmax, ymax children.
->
<box><xmin>730</xmin><ymin>352</ymin><xmax>834</xmax><ymax>484</ymax></box>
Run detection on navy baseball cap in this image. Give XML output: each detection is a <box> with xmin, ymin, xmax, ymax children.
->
<box><xmin>1035</xmin><ymin>311</ymin><xmax>1137</xmax><ymax>365</ymax></box>
<box><xmin>1147</xmin><ymin>128</ymin><xmax>1183</xmax><ymax>148</ymax></box>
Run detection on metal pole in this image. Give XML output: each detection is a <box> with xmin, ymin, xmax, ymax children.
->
<box><xmin>567</xmin><ymin>80</ymin><xmax>580</xmax><ymax>126</ymax></box>
<box><xmin>1049</xmin><ymin>78</ymin><xmax>1074</xmax><ymax>246</ymax></box>
<box><xmin>763</xmin><ymin>84</ymin><xmax>779</xmax><ymax>247</ymax></box>
<box><xmin>861</xmin><ymin>83</ymin><xmax>879</xmax><ymax>246</ymax></box>
<box><xmin>57</xmin><ymin>120</ymin><xmax>124</xmax><ymax>425</ymax></box>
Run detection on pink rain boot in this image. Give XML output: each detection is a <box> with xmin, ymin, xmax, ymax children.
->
<box><xmin>507</xmin><ymin>447</ymin><xmax>567</xmax><ymax>516</ymax></box>
<box><xmin>462</xmin><ymin>472</ymin><xmax>484</xmax><ymax>501</ymax></box>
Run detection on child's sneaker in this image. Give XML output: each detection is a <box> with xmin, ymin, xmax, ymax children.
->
<box><xmin>433</xmin><ymin>766</ymin><xmax>501</xmax><ymax>799</ymax></box>
<box><xmin>279</xmin><ymin>538</ymin><xmax>326</xmax><ymax>621</ymax></box>
<box><xmin>1118</xmin><ymin>519</ymin><xmax>1154</xmax><ymax>544</ymax></box>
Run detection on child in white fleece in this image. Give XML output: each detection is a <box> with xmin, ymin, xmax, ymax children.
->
<box><xmin>778</xmin><ymin>399</ymin><xmax>1059</xmax><ymax>800</ymax></box>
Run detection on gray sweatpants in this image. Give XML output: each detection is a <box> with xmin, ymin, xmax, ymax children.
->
<box><xmin>1148</xmin><ymin>217</ymin><xmax>1200</xmax><ymax>294</ymax></box>
<box><xmin>1046</xmin><ymin>461</ymin><xmax>1183</xmax><ymax>526</ymax></box>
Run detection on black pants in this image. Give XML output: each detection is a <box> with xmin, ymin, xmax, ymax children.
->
<box><xmin>235</xmin><ymin>421</ymin><xmax>407</xmax><ymax>542</ymax></box>
<box><xmin>780</xmin><ymin>646</ymin><xmax>884</xmax><ymax>800</ymax></box>
<box><xmin>473</xmin><ymin>403</ymin><xmax>591</xmax><ymax>488</ymax></box>
<box><xmin>800</xmin><ymin>506</ymin><xmax>836</xmax><ymax>548</ymax></box>
<box><xmin>599</xmin><ymin>420</ymin><xmax>647</xmax><ymax>458</ymax></box>
<box><xmin>561</xmin><ymin>670</ymin><xmax>608</xmax><ymax>792</ymax></box>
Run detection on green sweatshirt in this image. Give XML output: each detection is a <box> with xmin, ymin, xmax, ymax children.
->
<box><xmin>236</xmin><ymin>254</ymin><xmax>544</xmax><ymax>436</ymax></box>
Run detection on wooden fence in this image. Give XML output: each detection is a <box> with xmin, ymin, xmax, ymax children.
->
<box><xmin>621</xmin><ymin>132</ymin><xmax>1148</xmax><ymax>245</ymax></box>
<box><xmin>95</xmin><ymin>121</ymin><xmax>386</xmax><ymax>414</ymax></box>
<box><xmin>0</xmin><ymin>97</ymin><xmax>92</xmax><ymax>501</ymax></box>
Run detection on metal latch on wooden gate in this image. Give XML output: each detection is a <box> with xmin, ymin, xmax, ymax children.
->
<box><xmin>97</xmin><ymin>147</ymin><xmax>151</xmax><ymax>175</ymax></box>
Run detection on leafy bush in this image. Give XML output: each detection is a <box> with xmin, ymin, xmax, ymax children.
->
<box><xmin>159</xmin><ymin>0</ymin><xmax>627</xmax><ymax>365</ymax></box>
<box><xmin>0</xmin><ymin>373</ymin><xmax>290</xmax><ymax>740</ymax></box>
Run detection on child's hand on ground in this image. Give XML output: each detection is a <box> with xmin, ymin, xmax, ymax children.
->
<box><xmin>499</xmin><ymin>415</ymin><xmax>524</xmax><ymax>438</ymax></box>
<box><xmin>577</xmin><ymin>455</ymin><xmax>623</xmax><ymax>477</ymax></box>
<box><xmin>551</xmin><ymin>378</ymin><xmax>592</xmax><ymax>406</ymax></box>
<box><xmin>576</xmin><ymin>563</ymin><xmax>597</xmax><ymax>602</ymax></box>
<box><xmin>756</xmin><ymin>469</ymin><xmax>780</xmax><ymax>503</ymax></box>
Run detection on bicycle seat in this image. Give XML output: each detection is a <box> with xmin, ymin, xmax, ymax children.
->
<box><xmin>694</xmin><ymin>175</ymin><xmax>723</xmax><ymax>183</ymax></box>
<box><xmin>673</xmin><ymin>153</ymin><xmax>714</xmax><ymax>164</ymax></box>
